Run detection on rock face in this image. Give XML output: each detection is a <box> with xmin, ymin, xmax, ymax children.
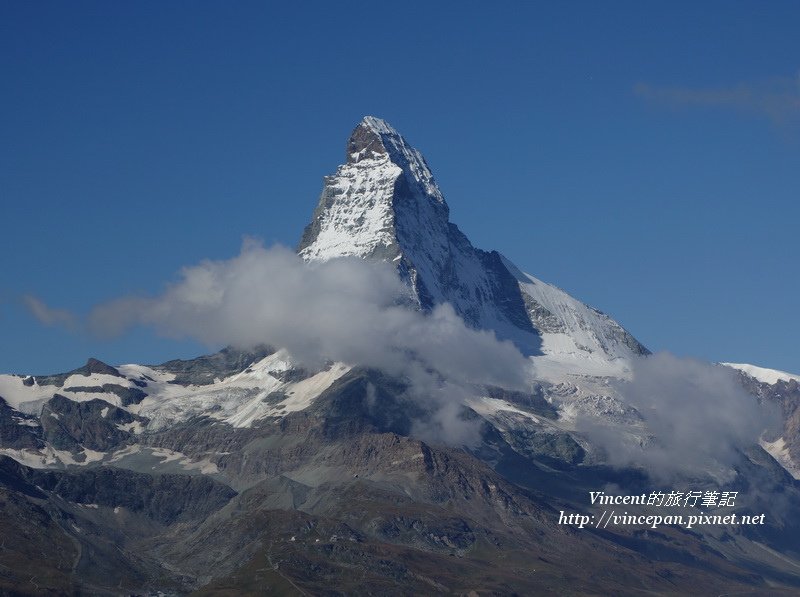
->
<box><xmin>0</xmin><ymin>397</ymin><xmax>43</xmax><ymax>449</ymax></box>
<box><xmin>40</xmin><ymin>394</ymin><xmax>145</xmax><ymax>452</ymax></box>
<box><xmin>63</xmin><ymin>383</ymin><xmax>147</xmax><ymax>406</ymax></box>
<box><xmin>34</xmin><ymin>357</ymin><xmax>123</xmax><ymax>386</ymax></box>
<box><xmin>736</xmin><ymin>369</ymin><xmax>800</xmax><ymax>476</ymax></box>
<box><xmin>299</xmin><ymin>116</ymin><xmax>646</xmax><ymax>360</ymax></box>
<box><xmin>153</xmin><ymin>344</ymin><xmax>275</xmax><ymax>386</ymax></box>
<box><xmin>0</xmin><ymin>455</ymin><xmax>236</xmax><ymax>524</ymax></box>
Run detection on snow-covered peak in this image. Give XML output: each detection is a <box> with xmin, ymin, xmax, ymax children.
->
<box><xmin>297</xmin><ymin>116</ymin><xmax>647</xmax><ymax>363</ymax></box>
<box><xmin>349</xmin><ymin>116</ymin><xmax>445</xmax><ymax>205</ymax></box>
<box><xmin>298</xmin><ymin>116</ymin><xmax>449</xmax><ymax>262</ymax></box>
<box><xmin>360</xmin><ymin>115</ymin><xmax>397</xmax><ymax>135</ymax></box>
<box><xmin>722</xmin><ymin>362</ymin><xmax>800</xmax><ymax>385</ymax></box>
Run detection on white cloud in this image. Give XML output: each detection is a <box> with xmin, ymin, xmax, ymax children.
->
<box><xmin>635</xmin><ymin>74</ymin><xmax>800</xmax><ymax>128</ymax></box>
<box><xmin>22</xmin><ymin>294</ymin><xmax>77</xmax><ymax>330</ymax></box>
<box><xmin>577</xmin><ymin>352</ymin><xmax>779</xmax><ymax>480</ymax></box>
<box><xmin>84</xmin><ymin>239</ymin><xmax>531</xmax><ymax>445</ymax></box>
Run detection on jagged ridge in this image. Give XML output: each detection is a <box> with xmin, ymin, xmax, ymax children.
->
<box><xmin>299</xmin><ymin>116</ymin><xmax>647</xmax><ymax>361</ymax></box>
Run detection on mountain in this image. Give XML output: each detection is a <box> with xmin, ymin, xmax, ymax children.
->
<box><xmin>725</xmin><ymin>362</ymin><xmax>800</xmax><ymax>480</ymax></box>
<box><xmin>1</xmin><ymin>117</ymin><xmax>800</xmax><ymax>595</ymax></box>
<box><xmin>299</xmin><ymin>116</ymin><xmax>648</xmax><ymax>365</ymax></box>
<box><xmin>724</xmin><ymin>362</ymin><xmax>800</xmax><ymax>386</ymax></box>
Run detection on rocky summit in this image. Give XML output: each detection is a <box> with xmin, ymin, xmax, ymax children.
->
<box><xmin>1</xmin><ymin>118</ymin><xmax>799</xmax><ymax>595</ymax></box>
<box><xmin>299</xmin><ymin>117</ymin><xmax>647</xmax><ymax>361</ymax></box>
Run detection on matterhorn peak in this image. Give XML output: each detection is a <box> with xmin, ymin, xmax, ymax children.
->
<box><xmin>345</xmin><ymin>116</ymin><xmax>445</xmax><ymax>204</ymax></box>
<box><xmin>347</xmin><ymin>115</ymin><xmax>416</xmax><ymax>158</ymax></box>
<box><xmin>346</xmin><ymin>116</ymin><xmax>393</xmax><ymax>163</ymax></box>
<box><xmin>298</xmin><ymin>116</ymin><xmax>449</xmax><ymax>263</ymax></box>
<box><xmin>298</xmin><ymin>116</ymin><xmax>647</xmax><ymax>361</ymax></box>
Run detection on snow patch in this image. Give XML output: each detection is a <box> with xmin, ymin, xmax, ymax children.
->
<box><xmin>723</xmin><ymin>363</ymin><xmax>800</xmax><ymax>386</ymax></box>
<box><xmin>60</xmin><ymin>388</ymin><xmax>121</xmax><ymax>407</ymax></box>
<box><xmin>63</xmin><ymin>372</ymin><xmax>133</xmax><ymax>388</ymax></box>
<box><xmin>761</xmin><ymin>437</ymin><xmax>800</xmax><ymax>479</ymax></box>
<box><xmin>0</xmin><ymin>374</ymin><xmax>55</xmax><ymax>412</ymax></box>
<box><xmin>116</xmin><ymin>420</ymin><xmax>144</xmax><ymax>434</ymax></box>
<box><xmin>465</xmin><ymin>395</ymin><xmax>541</xmax><ymax>424</ymax></box>
<box><xmin>151</xmin><ymin>448</ymin><xmax>219</xmax><ymax>474</ymax></box>
<box><xmin>109</xmin><ymin>444</ymin><xmax>142</xmax><ymax>462</ymax></box>
<box><xmin>0</xmin><ymin>446</ymin><xmax>106</xmax><ymax>468</ymax></box>
<box><xmin>12</xmin><ymin>417</ymin><xmax>40</xmax><ymax>428</ymax></box>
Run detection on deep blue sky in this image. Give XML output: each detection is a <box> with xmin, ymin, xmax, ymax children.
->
<box><xmin>2</xmin><ymin>1</ymin><xmax>798</xmax><ymax>374</ymax></box>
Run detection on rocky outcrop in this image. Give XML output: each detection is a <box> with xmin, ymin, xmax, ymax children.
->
<box><xmin>40</xmin><ymin>394</ymin><xmax>145</xmax><ymax>452</ymax></box>
<box><xmin>153</xmin><ymin>344</ymin><xmax>275</xmax><ymax>386</ymax></box>
<box><xmin>63</xmin><ymin>383</ymin><xmax>148</xmax><ymax>406</ymax></box>
<box><xmin>33</xmin><ymin>357</ymin><xmax>122</xmax><ymax>386</ymax></box>
<box><xmin>0</xmin><ymin>455</ymin><xmax>235</xmax><ymax>524</ymax></box>
<box><xmin>0</xmin><ymin>396</ymin><xmax>43</xmax><ymax>449</ymax></box>
<box><xmin>740</xmin><ymin>372</ymin><xmax>800</xmax><ymax>464</ymax></box>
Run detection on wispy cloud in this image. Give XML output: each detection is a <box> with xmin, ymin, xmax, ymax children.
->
<box><xmin>577</xmin><ymin>352</ymin><xmax>779</xmax><ymax>481</ymax></box>
<box><xmin>84</xmin><ymin>240</ymin><xmax>530</xmax><ymax>393</ymax></box>
<box><xmin>22</xmin><ymin>294</ymin><xmax>78</xmax><ymax>331</ymax></box>
<box><xmin>28</xmin><ymin>240</ymin><xmax>530</xmax><ymax>447</ymax></box>
<box><xmin>634</xmin><ymin>74</ymin><xmax>800</xmax><ymax>127</ymax></box>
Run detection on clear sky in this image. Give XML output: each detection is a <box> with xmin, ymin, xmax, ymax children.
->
<box><xmin>1</xmin><ymin>1</ymin><xmax>798</xmax><ymax>374</ymax></box>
